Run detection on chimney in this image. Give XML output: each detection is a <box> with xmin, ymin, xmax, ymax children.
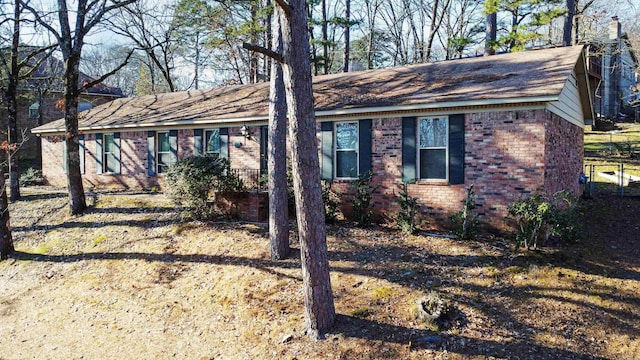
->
<box><xmin>609</xmin><ymin>16</ymin><xmax>621</xmax><ymax>40</ymax></box>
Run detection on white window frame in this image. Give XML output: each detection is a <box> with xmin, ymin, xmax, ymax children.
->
<box><xmin>156</xmin><ymin>131</ymin><xmax>171</xmax><ymax>174</ymax></box>
<box><xmin>334</xmin><ymin>121</ymin><xmax>359</xmax><ymax>179</ymax></box>
<box><xmin>417</xmin><ymin>116</ymin><xmax>449</xmax><ymax>181</ymax></box>
<box><xmin>204</xmin><ymin>129</ymin><xmax>221</xmax><ymax>157</ymax></box>
<box><xmin>103</xmin><ymin>133</ymin><xmax>117</xmax><ymax>174</ymax></box>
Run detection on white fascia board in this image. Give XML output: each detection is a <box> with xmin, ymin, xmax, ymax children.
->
<box><xmin>32</xmin><ymin>96</ymin><xmax>559</xmax><ymax>135</ymax></box>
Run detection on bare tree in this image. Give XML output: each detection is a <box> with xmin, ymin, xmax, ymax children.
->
<box><xmin>23</xmin><ymin>0</ymin><xmax>136</xmax><ymax>215</ymax></box>
<box><xmin>81</xmin><ymin>44</ymin><xmax>139</xmax><ymax>96</ymax></box>
<box><xmin>107</xmin><ymin>0</ymin><xmax>179</xmax><ymax>92</ymax></box>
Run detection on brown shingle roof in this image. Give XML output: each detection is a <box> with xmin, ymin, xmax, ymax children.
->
<box><xmin>32</xmin><ymin>45</ymin><xmax>585</xmax><ymax>133</ymax></box>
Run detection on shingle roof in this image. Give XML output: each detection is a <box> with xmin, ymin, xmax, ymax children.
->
<box><xmin>32</xmin><ymin>45</ymin><xmax>585</xmax><ymax>134</ymax></box>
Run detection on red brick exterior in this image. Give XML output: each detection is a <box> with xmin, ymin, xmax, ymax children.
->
<box><xmin>41</xmin><ymin>127</ymin><xmax>262</xmax><ymax>190</ymax></box>
<box><xmin>330</xmin><ymin>109</ymin><xmax>583</xmax><ymax>230</ymax></box>
<box><xmin>40</xmin><ymin>110</ymin><xmax>583</xmax><ymax>228</ymax></box>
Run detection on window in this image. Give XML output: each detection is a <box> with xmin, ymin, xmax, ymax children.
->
<box><xmin>103</xmin><ymin>133</ymin><xmax>118</xmax><ymax>173</ymax></box>
<box><xmin>418</xmin><ymin>116</ymin><xmax>448</xmax><ymax>180</ymax></box>
<box><xmin>29</xmin><ymin>102</ymin><xmax>39</xmax><ymax>119</ymax></box>
<box><xmin>205</xmin><ymin>129</ymin><xmax>221</xmax><ymax>157</ymax></box>
<box><xmin>334</xmin><ymin>122</ymin><xmax>358</xmax><ymax>178</ymax></box>
<box><xmin>157</xmin><ymin>132</ymin><xmax>171</xmax><ymax>173</ymax></box>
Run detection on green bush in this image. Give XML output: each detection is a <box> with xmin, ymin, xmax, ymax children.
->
<box><xmin>19</xmin><ymin>167</ymin><xmax>44</xmax><ymax>187</ymax></box>
<box><xmin>548</xmin><ymin>191</ymin><xmax>583</xmax><ymax>245</ymax></box>
<box><xmin>350</xmin><ymin>171</ymin><xmax>378</xmax><ymax>227</ymax></box>
<box><xmin>395</xmin><ymin>183</ymin><xmax>420</xmax><ymax>234</ymax></box>
<box><xmin>322</xmin><ymin>180</ymin><xmax>340</xmax><ymax>223</ymax></box>
<box><xmin>165</xmin><ymin>155</ymin><xmax>243</xmax><ymax>220</ymax></box>
<box><xmin>507</xmin><ymin>191</ymin><xmax>582</xmax><ymax>250</ymax></box>
<box><xmin>449</xmin><ymin>185</ymin><xmax>479</xmax><ymax>240</ymax></box>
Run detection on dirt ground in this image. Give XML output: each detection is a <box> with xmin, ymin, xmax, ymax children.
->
<box><xmin>0</xmin><ymin>187</ymin><xmax>638</xmax><ymax>359</ymax></box>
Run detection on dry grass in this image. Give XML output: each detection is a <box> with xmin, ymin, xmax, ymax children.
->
<box><xmin>0</xmin><ymin>187</ymin><xmax>639</xmax><ymax>359</ymax></box>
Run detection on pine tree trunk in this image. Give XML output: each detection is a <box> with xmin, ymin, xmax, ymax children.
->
<box><xmin>8</xmin><ymin>0</ymin><xmax>21</xmax><ymax>202</ymax></box>
<box><xmin>269</xmin><ymin>6</ymin><xmax>289</xmax><ymax>260</ymax></box>
<box><xmin>321</xmin><ymin>0</ymin><xmax>329</xmax><ymax>74</ymax></box>
<box><xmin>484</xmin><ymin>12</ymin><xmax>497</xmax><ymax>56</ymax></box>
<box><xmin>0</xmin><ymin>175</ymin><xmax>14</xmax><ymax>260</ymax></box>
<box><xmin>343</xmin><ymin>0</ymin><xmax>350</xmax><ymax>72</ymax></box>
<box><xmin>279</xmin><ymin>0</ymin><xmax>335</xmax><ymax>339</ymax></box>
<box><xmin>563</xmin><ymin>0</ymin><xmax>575</xmax><ymax>46</ymax></box>
<box><xmin>64</xmin><ymin>53</ymin><xmax>87</xmax><ymax>215</ymax></box>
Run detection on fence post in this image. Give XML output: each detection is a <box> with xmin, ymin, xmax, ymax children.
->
<box><xmin>621</xmin><ymin>163</ymin><xmax>625</xmax><ymax>198</ymax></box>
<box><xmin>590</xmin><ymin>164</ymin><xmax>594</xmax><ymax>197</ymax></box>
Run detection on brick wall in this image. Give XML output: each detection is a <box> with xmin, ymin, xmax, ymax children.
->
<box><xmin>543</xmin><ymin>112</ymin><xmax>584</xmax><ymax>197</ymax></box>
<box><xmin>41</xmin><ymin>126</ymin><xmax>263</xmax><ymax>190</ymax></box>
<box><xmin>228</xmin><ymin>125</ymin><xmax>262</xmax><ymax>170</ymax></box>
<box><xmin>329</xmin><ymin>109</ymin><xmax>582</xmax><ymax>230</ymax></box>
<box><xmin>41</xmin><ymin>110</ymin><xmax>583</xmax><ymax>229</ymax></box>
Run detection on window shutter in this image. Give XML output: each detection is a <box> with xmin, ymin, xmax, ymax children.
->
<box><xmin>62</xmin><ymin>140</ymin><xmax>67</xmax><ymax>174</ymax></box>
<box><xmin>169</xmin><ymin>129</ymin><xmax>178</xmax><ymax>166</ymax></box>
<box><xmin>194</xmin><ymin>129</ymin><xmax>203</xmax><ymax>155</ymax></box>
<box><xmin>219</xmin><ymin>127</ymin><xmax>229</xmax><ymax>160</ymax></box>
<box><xmin>147</xmin><ymin>131</ymin><xmax>155</xmax><ymax>177</ymax></box>
<box><xmin>402</xmin><ymin>117</ymin><xmax>417</xmax><ymax>183</ymax></box>
<box><xmin>96</xmin><ymin>132</ymin><xmax>103</xmax><ymax>174</ymax></box>
<box><xmin>320</xmin><ymin>121</ymin><xmax>333</xmax><ymax>180</ymax></box>
<box><xmin>79</xmin><ymin>134</ymin><xmax>85</xmax><ymax>175</ymax></box>
<box><xmin>113</xmin><ymin>132</ymin><xmax>121</xmax><ymax>175</ymax></box>
<box><xmin>448</xmin><ymin>114</ymin><xmax>465</xmax><ymax>185</ymax></box>
<box><xmin>260</xmin><ymin>125</ymin><xmax>268</xmax><ymax>174</ymax></box>
<box><xmin>359</xmin><ymin>119</ymin><xmax>372</xmax><ymax>177</ymax></box>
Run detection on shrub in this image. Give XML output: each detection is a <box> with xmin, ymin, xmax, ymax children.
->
<box><xmin>350</xmin><ymin>171</ymin><xmax>378</xmax><ymax>227</ymax></box>
<box><xmin>507</xmin><ymin>191</ymin><xmax>583</xmax><ymax>250</ymax></box>
<box><xmin>19</xmin><ymin>167</ymin><xmax>44</xmax><ymax>187</ymax></box>
<box><xmin>165</xmin><ymin>155</ymin><xmax>241</xmax><ymax>219</ymax></box>
<box><xmin>322</xmin><ymin>180</ymin><xmax>340</xmax><ymax>223</ymax></box>
<box><xmin>507</xmin><ymin>193</ymin><xmax>550</xmax><ymax>250</ymax></box>
<box><xmin>449</xmin><ymin>185</ymin><xmax>479</xmax><ymax>240</ymax></box>
<box><xmin>395</xmin><ymin>183</ymin><xmax>420</xmax><ymax>234</ymax></box>
<box><xmin>548</xmin><ymin>191</ymin><xmax>583</xmax><ymax>245</ymax></box>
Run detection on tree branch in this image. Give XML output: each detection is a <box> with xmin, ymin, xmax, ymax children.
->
<box><xmin>78</xmin><ymin>50</ymin><xmax>134</xmax><ymax>93</ymax></box>
<box><xmin>274</xmin><ymin>0</ymin><xmax>292</xmax><ymax>18</ymax></box>
<box><xmin>19</xmin><ymin>1</ymin><xmax>62</xmax><ymax>43</ymax></box>
<box><xmin>242</xmin><ymin>42</ymin><xmax>283</xmax><ymax>64</ymax></box>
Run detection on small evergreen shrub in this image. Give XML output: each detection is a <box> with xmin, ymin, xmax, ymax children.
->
<box><xmin>395</xmin><ymin>183</ymin><xmax>420</xmax><ymax>234</ymax></box>
<box><xmin>165</xmin><ymin>155</ymin><xmax>242</xmax><ymax>220</ymax></box>
<box><xmin>548</xmin><ymin>191</ymin><xmax>583</xmax><ymax>245</ymax></box>
<box><xmin>507</xmin><ymin>193</ymin><xmax>550</xmax><ymax>250</ymax></box>
<box><xmin>449</xmin><ymin>185</ymin><xmax>479</xmax><ymax>240</ymax></box>
<box><xmin>350</xmin><ymin>171</ymin><xmax>378</xmax><ymax>227</ymax></box>
<box><xmin>507</xmin><ymin>191</ymin><xmax>583</xmax><ymax>250</ymax></box>
<box><xmin>19</xmin><ymin>167</ymin><xmax>44</xmax><ymax>187</ymax></box>
<box><xmin>322</xmin><ymin>180</ymin><xmax>340</xmax><ymax>223</ymax></box>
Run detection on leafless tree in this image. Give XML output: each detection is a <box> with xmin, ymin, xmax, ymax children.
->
<box><xmin>107</xmin><ymin>0</ymin><xmax>179</xmax><ymax>92</ymax></box>
<box><xmin>22</xmin><ymin>0</ymin><xmax>136</xmax><ymax>215</ymax></box>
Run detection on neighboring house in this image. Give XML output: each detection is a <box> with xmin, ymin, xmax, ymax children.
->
<box><xmin>32</xmin><ymin>45</ymin><xmax>592</xmax><ymax>229</ymax></box>
<box><xmin>586</xmin><ymin>16</ymin><xmax>639</xmax><ymax>121</ymax></box>
<box><xmin>0</xmin><ymin>51</ymin><xmax>123</xmax><ymax>168</ymax></box>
